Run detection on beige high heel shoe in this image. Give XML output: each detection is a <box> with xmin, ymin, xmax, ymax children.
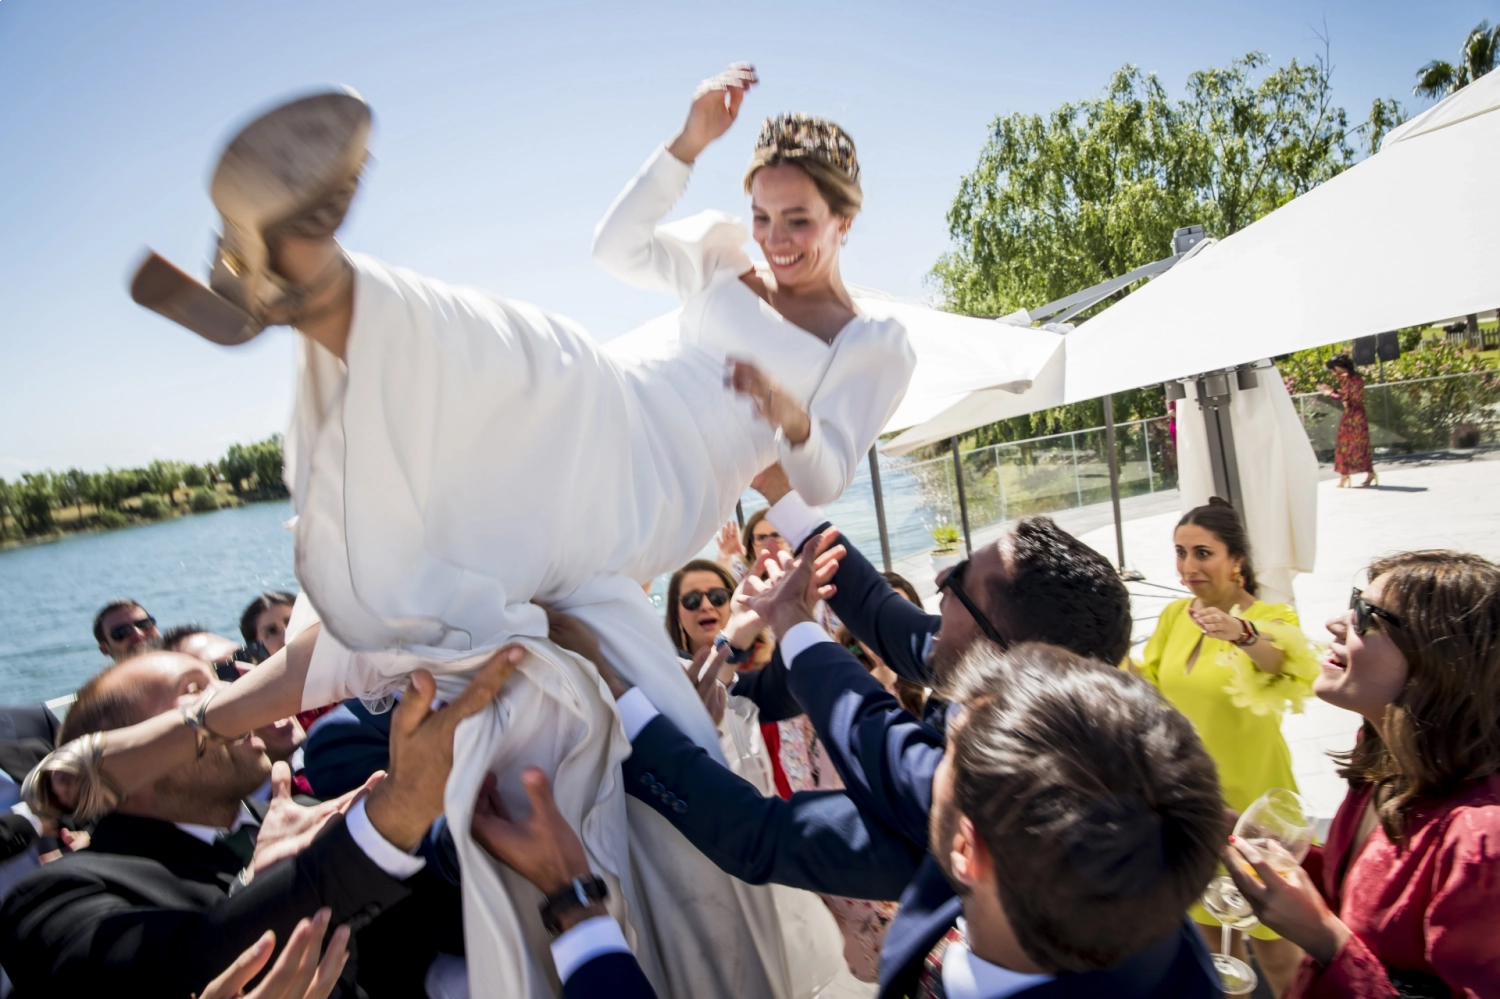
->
<box><xmin>130</xmin><ymin>89</ymin><xmax>371</xmax><ymax>345</ymax></box>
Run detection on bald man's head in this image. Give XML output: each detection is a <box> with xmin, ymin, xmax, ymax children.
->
<box><xmin>62</xmin><ymin>651</ymin><xmax>271</xmax><ymax>823</ymax></box>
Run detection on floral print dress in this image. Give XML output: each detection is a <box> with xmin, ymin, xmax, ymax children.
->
<box><xmin>1328</xmin><ymin>370</ymin><xmax>1373</xmax><ymax>475</ymax></box>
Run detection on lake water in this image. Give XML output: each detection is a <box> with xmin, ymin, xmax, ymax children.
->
<box><xmin>0</xmin><ymin>463</ymin><xmax>937</xmax><ymax>706</ymax></box>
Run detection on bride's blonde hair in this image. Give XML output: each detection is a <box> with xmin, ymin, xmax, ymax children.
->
<box><xmin>744</xmin><ymin>113</ymin><xmax>863</xmax><ymax>219</ymax></box>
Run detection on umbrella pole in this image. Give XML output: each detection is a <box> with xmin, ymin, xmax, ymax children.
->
<box><xmin>868</xmin><ymin>446</ymin><xmax>893</xmax><ymax>572</ymax></box>
<box><xmin>950</xmin><ymin>436</ymin><xmax>973</xmax><ymax>556</ymax></box>
<box><xmin>1103</xmin><ymin>395</ymin><xmax>1127</xmax><ymax>572</ymax></box>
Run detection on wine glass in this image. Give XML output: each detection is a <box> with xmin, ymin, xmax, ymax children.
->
<box><xmin>1200</xmin><ymin>875</ymin><xmax>1259</xmax><ymax>995</ymax></box>
<box><xmin>1233</xmin><ymin>788</ymin><xmax>1317</xmax><ymax>886</ymax></box>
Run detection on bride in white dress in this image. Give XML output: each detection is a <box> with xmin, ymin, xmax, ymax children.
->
<box><xmin>40</xmin><ymin>68</ymin><xmax>912</xmax><ymax>999</ymax></box>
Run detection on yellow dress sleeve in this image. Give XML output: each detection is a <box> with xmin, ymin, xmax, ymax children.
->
<box><xmin>1217</xmin><ymin>601</ymin><xmax>1321</xmax><ymax>716</ymax></box>
<box><xmin>1133</xmin><ymin>599</ymin><xmax>1185</xmax><ymax>686</ymax></box>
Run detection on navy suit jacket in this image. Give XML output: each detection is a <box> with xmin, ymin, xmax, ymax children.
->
<box><xmin>564</xmin><ymin>951</ymin><xmax>656</xmax><ymax>999</ymax></box>
<box><xmin>731</xmin><ymin>527</ymin><xmax>950</xmax><ymax>731</ymax></box>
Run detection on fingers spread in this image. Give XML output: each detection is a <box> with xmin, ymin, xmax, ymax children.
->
<box><xmin>270</xmin><ymin>760</ymin><xmax>293</xmax><ymax>801</ymax></box>
<box><xmin>209</xmin><ymin>930</ymin><xmax>275</xmax><ymax>996</ymax></box>
<box><xmin>306</xmin><ymin>925</ymin><xmax>352</xmax><ymax>999</ymax></box>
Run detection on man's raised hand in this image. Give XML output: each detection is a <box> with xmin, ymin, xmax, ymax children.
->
<box><xmin>250</xmin><ymin>762</ymin><xmax>383</xmax><ymax>875</ymax></box>
<box><xmin>745</xmin><ymin>528</ymin><xmax>845</xmax><ymax>639</ymax></box>
<box><xmin>364</xmin><ymin>646</ymin><xmax>524</xmax><ymax>851</ymax></box>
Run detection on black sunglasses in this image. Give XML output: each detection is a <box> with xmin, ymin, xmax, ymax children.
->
<box><xmin>680</xmin><ymin>588</ymin><xmax>731</xmax><ymax>612</ymax></box>
<box><xmin>1350</xmin><ymin>588</ymin><xmax>1402</xmax><ymax>636</ymax></box>
<box><xmin>938</xmin><ymin>558</ymin><xmax>1008</xmax><ymax>648</ymax></box>
<box><xmin>108</xmin><ymin>616</ymin><xmax>157</xmax><ymax>642</ymax></box>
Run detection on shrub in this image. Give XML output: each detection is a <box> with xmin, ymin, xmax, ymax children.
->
<box><xmin>189</xmin><ymin>487</ymin><xmax>220</xmax><ymax>513</ymax></box>
<box><xmin>137</xmin><ymin>493</ymin><xmax>171</xmax><ymax>520</ymax></box>
<box><xmin>95</xmin><ymin>509</ymin><xmax>127</xmax><ymax>530</ymax></box>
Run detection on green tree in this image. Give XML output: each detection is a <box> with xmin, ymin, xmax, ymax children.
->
<box><xmin>57</xmin><ymin>468</ymin><xmax>90</xmax><ymax>521</ymax></box>
<box><xmin>182</xmin><ymin>464</ymin><xmax>208</xmax><ymax>489</ymax></box>
<box><xmin>0</xmin><ymin>478</ymin><xmax>14</xmax><ymax>541</ymax></box>
<box><xmin>144</xmin><ymin>460</ymin><xmax>183</xmax><ymax>498</ymax></box>
<box><xmin>248</xmin><ymin>435</ymin><xmax>287</xmax><ymax>496</ymax></box>
<box><xmin>1414</xmin><ymin>21</ymin><xmax>1500</xmax><ymax>100</ymax></box>
<box><xmin>16</xmin><ymin>473</ymin><xmax>56</xmax><ymax>537</ymax></box>
<box><xmin>220</xmin><ymin>444</ymin><xmax>254</xmax><ymax>495</ymax></box>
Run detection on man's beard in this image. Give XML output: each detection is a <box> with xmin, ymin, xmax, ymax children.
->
<box><xmin>153</xmin><ymin>741</ymin><xmax>270</xmax><ymax>819</ymax></box>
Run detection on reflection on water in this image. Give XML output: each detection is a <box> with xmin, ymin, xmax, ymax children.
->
<box><xmin>0</xmin><ymin>502</ymin><xmax>298</xmax><ymax>706</ymax></box>
<box><xmin>0</xmin><ymin>462</ymin><xmax>937</xmax><ymax>706</ymax></box>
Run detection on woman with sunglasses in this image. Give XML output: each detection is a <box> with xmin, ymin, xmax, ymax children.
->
<box><xmin>1226</xmin><ymin>551</ymin><xmax>1500</xmax><ymax>997</ymax></box>
<box><xmin>664</xmin><ymin>560</ymin><xmax>736</xmax><ymax>657</ymax></box>
<box><xmin>1136</xmin><ymin>499</ymin><xmax>1320</xmax><ymax>995</ymax></box>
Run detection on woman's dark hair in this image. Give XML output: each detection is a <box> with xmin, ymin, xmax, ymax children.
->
<box><xmin>741</xmin><ymin>508</ymin><xmax>774</xmax><ymax>560</ymax></box>
<box><xmin>881</xmin><ymin>571</ymin><xmax>921</xmax><ymax>605</ymax></box>
<box><xmin>1331</xmin><ymin>550</ymin><xmax>1500</xmax><ymax>842</ymax></box>
<box><xmin>1176</xmin><ymin>499</ymin><xmax>1257</xmax><ymax>597</ymax></box>
<box><xmin>664</xmin><ymin>559</ymin><xmax>736</xmax><ymax>655</ymax></box>
<box><xmin>239</xmin><ymin>591</ymin><xmax>296</xmax><ymax>644</ymax></box>
<box><xmin>1325</xmin><ymin>352</ymin><xmax>1356</xmax><ymax>375</ymax></box>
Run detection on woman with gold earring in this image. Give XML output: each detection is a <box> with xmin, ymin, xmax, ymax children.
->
<box><xmin>1135</xmin><ymin>498</ymin><xmax>1320</xmax><ymax>997</ymax></box>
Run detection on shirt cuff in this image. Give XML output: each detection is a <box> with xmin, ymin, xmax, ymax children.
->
<box><xmin>780</xmin><ymin>620</ymin><xmax>834</xmax><ymax>669</ymax></box>
<box><xmin>344</xmin><ymin>799</ymin><xmax>426</xmax><ymax>880</ymax></box>
<box><xmin>551</xmin><ymin>914</ymin><xmax>631</xmax><ymax>984</ymax></box>
<box><xmin>617</xmin><ymin>687</ymin><xmax>661</xmax><ymax>742</ymax></box>
<box><xmin>767</xmin><ymin>492</ymin><xmax>828</xmax><ymax>553</ymax></box>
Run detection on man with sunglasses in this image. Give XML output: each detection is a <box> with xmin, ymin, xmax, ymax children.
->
<box><xmin>92</xmin><ymin>599</ymin><xmax>160</xmax><ymax>662</ymax></box>
<box><xmin>733</xmin><ymin>467</ymin><xmax>1131</xmax><ymax>734</ymax></box>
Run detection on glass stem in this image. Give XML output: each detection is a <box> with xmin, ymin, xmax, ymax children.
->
<box><xmin>1221</xmin><ymin>923</ymin><xmax>1232</xmax><ymax>956</ymax></box>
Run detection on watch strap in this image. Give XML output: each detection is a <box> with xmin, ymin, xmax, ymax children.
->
<box><xmin>539</xmin><ymin>875</ymin><xmax>609</xmax><ymax>936</ymax></box>
<box><xmin>714</xmin><ymin>632</ymin><xmax>753</xmax><ymax>665</ymax></box>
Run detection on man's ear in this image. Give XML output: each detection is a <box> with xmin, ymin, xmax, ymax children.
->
<box><xmin>950</xmin><ymin>814</ymin><xmax>988</xmax><ymax>890</ymax></box>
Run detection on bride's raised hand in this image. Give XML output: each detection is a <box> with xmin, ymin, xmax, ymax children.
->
<box><xmin>727</xmin><ymin>358</ymin><xmax>811</xmax><ymax>445</ymax></box>
<box><xmin>668</xmin><ymin>63</ymin><xmax>758</xmax><ymax>165</ymax></box>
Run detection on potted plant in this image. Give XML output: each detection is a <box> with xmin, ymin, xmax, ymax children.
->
<box><xmin>930</xmin><ymin>523</ymin><xmax>964</xmax><ymax>574</ymax></box>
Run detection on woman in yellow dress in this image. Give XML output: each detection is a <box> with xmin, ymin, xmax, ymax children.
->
<box><xmin>1137</xmin><ymin>498</ymin><xmax>1319</xmax><ymax>997</ymax></box>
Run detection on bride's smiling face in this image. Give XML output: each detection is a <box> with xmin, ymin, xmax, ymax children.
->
<box><xmin>750</xmin><ymin>164</ymin><xmax>850</xmax><ymax>290</ymax></box>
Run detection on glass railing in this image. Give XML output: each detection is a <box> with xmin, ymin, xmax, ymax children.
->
<box><xmin>1291</xmin><ymin>369</ymin><xmax>1500</xmax><ymax>461</ymax></box>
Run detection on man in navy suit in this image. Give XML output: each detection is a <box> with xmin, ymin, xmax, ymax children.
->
<box><xmin>562</xmin><ymin>512</ymin><xmax>1223</xmax><ymax>998</ymax></box>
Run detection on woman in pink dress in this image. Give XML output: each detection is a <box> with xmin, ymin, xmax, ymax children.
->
<box><xmin>1226</xmin><ymin>550</ymin><xmax>1500</xmax><ymax>997</ymax></box>
<box><xmin>1318</xmin><ymin>354</ymin><xmax>1376</xmax><ymax>487</ymax></box>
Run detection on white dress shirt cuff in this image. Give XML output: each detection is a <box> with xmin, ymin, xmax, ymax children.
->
<box><xmin>551</xmin><ymin>914</ymin><xmax>631</xmax><ymax>983</ymax></box>
<box><xmin>780</xmin><ymin>620</ymin><xmax>834</xmax><ymax>669</ymax></box>
<box><xmin>767</xmin><ymin>491</ymin><xmax>828</xmax><ymax>553</ymax></box>
<box><xmin>344</xmin><ymin>799</ymin><xmax>426</xmax><ymax>879</ymax></box>
<box><xmin>617</xmin><ymin>687</ymin><xmax>661</xmax><ymax>742</ymax></box>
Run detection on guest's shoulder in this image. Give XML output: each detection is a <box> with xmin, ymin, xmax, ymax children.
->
<box><xmin>1245</xmin><ymin>600</ymin><xmax>1298</xmax><ymax>625</ymax></box>
<box><xmin>1435</xmin><ymin>775</ymin><xmax>1500</xmax><ymax>856</ymax></box>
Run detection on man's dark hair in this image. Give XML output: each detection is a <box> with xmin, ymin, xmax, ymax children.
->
<box><xmin>239</xmin><ymin>591</ymin><xmax>297</xmax><ymax>644</ymax></box>
<box><xmin>159</xmin><ymin>624</ymin><xmax>210</xmax><ymax>653</ymax></box>
<box><xmin>58</xmin><ymin>663</ymin><xmax>160</xmax><ymax>744</ymax></box>
<box><xmin>984</xmin><ymin>517</ymin><xmax>1132</xmax><ymax>665</ymax></box>
<box><xmin>940</xmin><ymin>642</ymin><xmax>1222</xmax><ymax>973</ymax></box>
<box><xmin>91</xmin><ymin>599</ymin><xmax>145</xmax><ymax>643</ymax></box>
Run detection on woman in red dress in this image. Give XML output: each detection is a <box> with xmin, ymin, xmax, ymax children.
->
<box><xmin>1319</xmin><ymin>354</ymin><xmax>1376</xmax><ymax>487</ymax></box>
<box><xmin>1226</xmin><ymin>550</ymin><xmax>1500</xmax><ymax>998</ymax></box>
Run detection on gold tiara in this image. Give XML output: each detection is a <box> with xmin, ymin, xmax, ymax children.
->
<box><xmin>755</xmin><ymin>113</ymin><xmax>860</xmax><ymax>186</ymax></box>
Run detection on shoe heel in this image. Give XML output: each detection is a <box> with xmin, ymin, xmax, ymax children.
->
<box><xmin>131</xmin><ymin>251</ymin><xmax>265</xmax><ymax>345</ymax></box>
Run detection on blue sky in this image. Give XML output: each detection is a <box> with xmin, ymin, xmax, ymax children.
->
<box><xmin>0</xmin><ymin>0</ymin><xmax>1486</xmax><ymax>475</ymax></box>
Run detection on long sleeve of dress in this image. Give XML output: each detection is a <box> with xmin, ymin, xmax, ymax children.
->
<box><xmin>778</xmin><ymin>323</ymin><xmax>915</xmax><ymax>506</ymax></box>
<box><xmin>591</xmin><ymin>145</ymin><xmax>752</xmax><ymax>300</ymax></box>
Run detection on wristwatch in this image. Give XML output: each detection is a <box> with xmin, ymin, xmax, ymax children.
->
<box><xmin>539</xmin><ymin>875</ymin><xmax>609</xmax><ymax>936</ymax></box>
<box><xmin>714</xmin><ymin>632</ymin><xmax>754</xmax><ymax>665</ymax></box>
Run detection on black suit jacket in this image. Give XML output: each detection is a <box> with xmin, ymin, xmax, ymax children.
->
<box><xmin>0</xmin><ymin>738</ymin><xmax>51</xmax><ymax>862</ymax></box>
<box><xmin>0</xmin><ymin>705</ymin><xmax>59</xmax><ymax>749</ymax></box>
<box><xmin>0</xmin><ymin>811</ymin><xmax>412</xmax><ymax>998</ymax></box>
<box><xmin>564</xmin><ymin>950</ymin><xmax>657</xmax><ymax>999</ymax></box>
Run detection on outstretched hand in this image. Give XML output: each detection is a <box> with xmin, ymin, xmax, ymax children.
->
<box><xmin>199</xmin><ymin>908</ymin><xmax>349</xmax><ymax>999</ymax></box>
<box><xmin>363</xmin><ymin>646</ymin><xmax>525</xmax><ymax>851</ymax></box>
<box><xmin>744</xmin><ymin>528</ymin><xmax>845</xmax><ymax>640</ymax></box>
<box><xmin>544</xmin><ymin>607</ymin><xmax>632</xmax><ymax>700</ymax></box>
<box><xmin>685</xmin><ymin>644</ymin><xmax>735</xmax><ymax>726</ymax></box>
<box><xmin>668</xmin><ymin>63</ymin><xmax>758</xmax><ymax>165</ymax></box>
<box><xmin>250</xmin><ymin>762</ymin><xmax>383</xmax><ymax>875</ymax></box>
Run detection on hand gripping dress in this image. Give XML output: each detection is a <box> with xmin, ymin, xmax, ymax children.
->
<box><xmin>282</xmin><ymin>144</ymin><xmax>915</xmax><ymax>999</ymax></box>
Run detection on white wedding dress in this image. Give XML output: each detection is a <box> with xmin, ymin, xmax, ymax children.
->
<box><xmin>283</xmin><ymin>145</ymin><xmax>914</xmax><ymax>999</ymax></box>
